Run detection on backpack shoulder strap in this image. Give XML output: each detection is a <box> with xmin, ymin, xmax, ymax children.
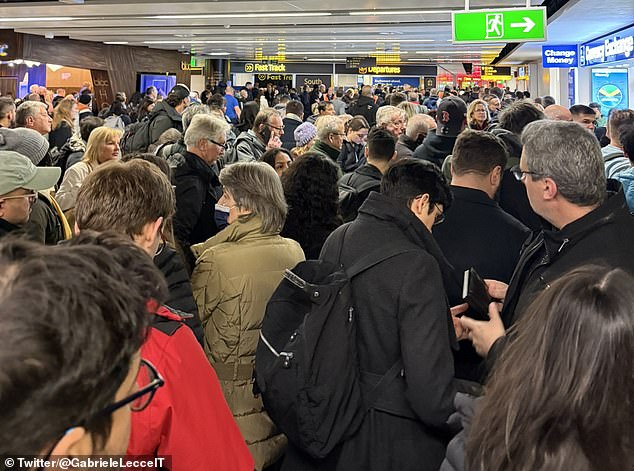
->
<box><xmin>345</xmin><ymin>247</ymin><xmax>414</xmax><ymax>279</ymax></box>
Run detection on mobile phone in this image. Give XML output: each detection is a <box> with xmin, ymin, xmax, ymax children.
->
<box><xmin>462</xmin><ymin>268</ymin><xmax>491</xmax><ymax>321</ymax></box>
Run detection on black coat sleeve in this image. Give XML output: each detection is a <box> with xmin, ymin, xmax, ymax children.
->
<box><xmin>173</xmin><ymin>176</ymin><xmax>205</xmax><ymax>251</ymax></box>
<box><xmin>154</xmin><ymin>246</ymin><xmax>205</xmax><ymax>346</ymax></box>
<box><xmin>398</xmin><ymin>252</ymin><xmax>457</xmax><ymax>428</ymax></box>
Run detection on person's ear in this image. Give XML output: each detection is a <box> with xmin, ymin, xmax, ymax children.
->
<box><xmin>490</xmin><ymin>165</ymin><xmax>502</xmax><ymax>187</ymax></box>
<box><xmin>134</xmin><ymin>217</ymin><xmax>163</xmax><ymax>254</ymax></box>
<box><xmin>46</xmin><ymin>427</ymin><xmax>93</xmax><ymax>457</ymax></box>
<box><xmin>391</xmin><ymin>150</ymin><xmax>397</xmax><ymax>161</ymax></box>
<box><xmin>364</xmin><ymin>146</ymin><xmax>369</xmax><ymax>158</ymax></box>
<box><xmin>542</xmin><ymin>177</ymin><xmax>558</xmax><ymax>201</ymax></box>
<box><xmin>73</xmin><ymin>222</ymin><xmax>80</xmax><ymax>236</ymax></box>
<box><xmin>409</xmin><ymin>193</ymin><xmax>429</xmax><ymax>217</ymax></box>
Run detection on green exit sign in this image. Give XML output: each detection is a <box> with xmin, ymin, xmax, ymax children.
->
<box><xmin>452</xmin><ymin>7</ymin><xmax>547</xmax><ymax>43</ymax></box>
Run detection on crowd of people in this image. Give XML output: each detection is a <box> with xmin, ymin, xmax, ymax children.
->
<box><xmin>0</xmin><ymin>78</ymin><xmax>632</xmax><ymax>471</ymax></box>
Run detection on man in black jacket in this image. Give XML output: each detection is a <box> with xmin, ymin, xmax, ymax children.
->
<box><xmin>339</xmin><ymin>127</ymin><xmax>396</xmax><ymax>222</ymax></box>
<box><xmin>413</xmin><ymin>96</ymin><xmax>467</xmax><ymax>168</ymax></box>
<box><xmin>172</xmin><ymin>114</ymin><xmax>230</xmax><ymax>272</ymax></box>
<box><xmin>433</xmin><ymin>130</ymin><xmax>529</xmax><ymax>381</ymax></box>
<box><xmin>148</xmin><ymin>84</ymin><xmax>190</xmax><ymax>146</ymax></box>
<box><xmin>283</xmin><ymin>159</ymin><xmax>460</xmax><ymax>471</ymax></box>
<box><xmin>281</xmin><ymin>100</ymin><xmax>304</xmax><ymax>150</ymax></box>
<box><xmin>460</xmin><ymin>120</ymin><xmax>634</xmax><ymax>361</ymax></box>
<box><xmin>348</xmin><ymin>85</ymin><xmax>378</xmax><ymax>126</ymax></box>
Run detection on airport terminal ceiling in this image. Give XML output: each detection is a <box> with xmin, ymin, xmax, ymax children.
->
<box><xmin>0</xmin><ymin>0</ymin><xmax>555</xmax><ymax>65</ymax></box>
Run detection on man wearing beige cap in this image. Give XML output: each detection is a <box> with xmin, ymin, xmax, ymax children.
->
<box><xmin>0</xmin><ymin>151</ymin><xmax>60</xmax><ymax>238</ymax></box>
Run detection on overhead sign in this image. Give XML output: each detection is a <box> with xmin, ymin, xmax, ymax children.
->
<box><xmin>579</xmin><ymin>25</ymin><xmax>634</xmax><ymax>67</ymax></box>
<box><xmin>452</xmin><ymin>7</ymin><xmax>547</xmax><ymax>43</ymax></box>
<box><xmin>591</xmin><ymin>69</ymin><xmax>629</xmax><ymax>114</ymax></box>
<box><xmin>296</xmin><ymin>74</ymin><xmax>332</xmax><ymax>89</ymax></box>
<box><xmin>345</xmin><ymin>56</ymin><xmax>376</xmax><ymax>69</ymax></box>
<box><xmin>371</xmin><ymin>76</ymin><xmax>420</xmax><ymax>88</ymax></box>
<box><xmin>358</xmin><ymin>65</ymin><xmax>401</xmax><ymax>74</ymax></box>
<box><xmin>244</xmin><ymin>62</ymin><xmax>286</xmax><ymax>73</ymax></box>
<box><xmin>542</xmin><ymin>45</ymin><xmax>578</xmax><ymax>68</ymax></box>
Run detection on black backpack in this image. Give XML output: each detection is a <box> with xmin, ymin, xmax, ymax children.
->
<box><xmin>255</xmin><ymin>229</ymin><xmax>410</xmax><ymax>459</ymax></box>
<box><xmin>120</xmin><ymin>118</ymin><xmax>152</xmax><ymax>153</ymax></box>
<box><xmin>338</xmin><ymin>173</ymin><xmax>380</xmax><ymax>223</ymax></box>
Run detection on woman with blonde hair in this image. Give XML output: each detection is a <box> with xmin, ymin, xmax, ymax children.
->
<box><xmin>56</xmin><ymin>126</ymin><xmax>121</xmax><ymax>213</ymax></box>
<box><xmin>398</xmin><ymin>101</ymin><xmax>418</xmax><ymax>119</ymax></box>
<box><xmin>466</xmin><ymin>99</ymin><xmax>490</xmax><ymax>131</ymax></box>
<box><xmin>49</xmin><ymin>96</ymin><xmax>77</xmax><ymax>150</ymax></box>
<box><xmin>191</xmin><ymin>162</ymin><xmax>304</xmax><ymax>471</ymax></box>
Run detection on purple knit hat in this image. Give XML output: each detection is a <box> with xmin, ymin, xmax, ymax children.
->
<box><xmin>294</xmin><ymin>122</ymin><xmax>317</xmax><ymax>147</ymax></box>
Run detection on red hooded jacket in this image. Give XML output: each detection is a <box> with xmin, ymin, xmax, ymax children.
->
<box><xmin>127</xmin><ymin>305</ymin><xmax>254</xmax><ymax>470</ymax></box>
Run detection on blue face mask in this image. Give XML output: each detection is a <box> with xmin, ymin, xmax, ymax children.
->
<box><xmin>214</xmin><ymin>204</ymin><xmax>231</xmax><ymax>229</ymax></box>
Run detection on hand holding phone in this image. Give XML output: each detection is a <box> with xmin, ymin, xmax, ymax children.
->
<box><xmin>462</xmin><ymin>268</ymin><xmax>492</xmax><ymax>321</ymax></box>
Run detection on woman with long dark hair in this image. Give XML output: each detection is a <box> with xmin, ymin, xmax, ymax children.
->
<box><xmin>281</xmin><ymin>151</ymin><xmax>342</xmax><ymax>258</ymax></box>
<box><xmin>442</xmin><ymin>265</ymin><xmax>634</xmax><ymax>471</ymax></box>
<box><xmin>234</xmin><ymin>100</ymin><xmax>260</xmax><ymax>134</ymax></box>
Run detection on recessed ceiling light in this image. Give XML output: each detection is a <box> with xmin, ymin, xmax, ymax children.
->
<box><xmin>0</xmin><ymin>17</ymin><xmax>75</xmax><ymax>22</ymax></box>
<box><xmin>350</xmin><ymin>10</ymin><xmax>451</xmax><ymax>15</ymax></box>
<box><xmin>147</xmin><ymin>12</ymin><xmax>331</xmax><ymax>19</ymax></box>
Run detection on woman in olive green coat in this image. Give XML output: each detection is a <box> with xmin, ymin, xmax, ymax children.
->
<box><xmin>191</xmin><ymin>162</ymin><xmax>305</xmax><ymax>470</ymax></box>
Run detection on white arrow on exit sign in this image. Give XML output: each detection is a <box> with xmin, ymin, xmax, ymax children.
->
<box><xmin>510</xmin><ymin>17</ymin><xmax>536</xmax><ymax>33</ymax></box>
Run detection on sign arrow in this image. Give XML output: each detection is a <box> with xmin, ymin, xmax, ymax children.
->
<box><xmin>510</xmin><ymin>17</ymin><xmax>536</xmax><ymax>33</ymax></box>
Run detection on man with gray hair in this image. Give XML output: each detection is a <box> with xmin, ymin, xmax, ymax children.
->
<box><xmin>158</xmin><ymin>103</ymin><xmax>213</xmax><ymax>166</ymax></box>
<box><xmin>396</xmin><ymin>114</ymin><xmax>428</xmax><ymax>159</ymax></box>
<box><xmin>376</xmin><ymin>105</ymin><xmax>407</xmax><ymax>138</ymax></box>
<box><xmin>172</xmin><ymin>114</ymin><xmax>230</xmax><ymax>271</ymax></box>
<box><xmin>310</xmin><ymin>114</ymin><xmax>345</xmax><ymax>161</ymax></box>
<box><xmin>458</xmin><ymin>120</ymin><xmax>634</xmax><ymax>361</ymax></box>
<box><xmin>0</xmin><ymin>97</ymin><xmax>16</xmax><ymax>128</ymax></box>
<box><xmin>230</xmin><ymin>108</ymin><xmax>283</xmax><ymax>163</ymax></box>
<box><xmin>15</xmin><ymin>101</ymin><xmax>52</xmax><ymax>136</ymax></box>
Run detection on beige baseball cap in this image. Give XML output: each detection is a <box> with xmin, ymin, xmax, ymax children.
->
<box><xmin>0</xmin><ymin>151</ymin><xmax>61</xmax><ymax>196</ymax></box>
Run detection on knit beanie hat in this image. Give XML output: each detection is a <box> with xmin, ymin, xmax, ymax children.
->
<box><xmin>0</xmin><ymin>127</ymin><xmax>49</xmax><ymax>165</ymax></box>
<box><xmin>294</xmin><ymin>122</ymin><xmax>317</xmax><ymax>147</ymax></box>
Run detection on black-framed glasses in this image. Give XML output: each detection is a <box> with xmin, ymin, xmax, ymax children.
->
<box><xmin>434</xmin><ymin>203</ymin><xmax>446</xmax><ymax>225</ymax></box>
<box><xmin>266</xmin><ymin>123</ymin><xmax>285</xmax><ymax>132</ymax></box>
<box><xmin>208</xmin><ymin>138</ymin><xmax>228</xmax><ymax>150</ymax></box>
<box><xmin>510</xmin><ymin>165</ymin><xmax>545</xmax><ymax>182</ymax></box>
<box><xmin>101</xmin><ymin>359</ymin><xmax>164</xmax><ymax>415</ymax></box>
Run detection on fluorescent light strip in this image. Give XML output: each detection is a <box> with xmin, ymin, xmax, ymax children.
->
<box><xmin>284</xmin><ymin>51</ymin><xmax>408</xmax><ymax>55</ymax></box>
<box><xmin>104</xmin><ymin>41</ymin><xmax>129</xmax><ymax>45</ymax></box>
<box><xmin>416</xmin><ymin>51</ymin><xmax>486</xmax><ymax>54</ymax></box>
<box><xmin>144</xmin><ymin>38</ymin><xmax>435</xmax><ymax>45</ymax></box>
<box><xmin>349</xmin><ymin>10</ymin><xmax>451</xmax><ymax>15</ymax></box>
<box><xmin>0</xmin><ymin>17</ymin><xmax>75</xmax><ymax>22</ymax></box>
<box><xmin>147</xmin><ymin>12</ymin><xmax>331</xmax><ymax>19</ymax></box>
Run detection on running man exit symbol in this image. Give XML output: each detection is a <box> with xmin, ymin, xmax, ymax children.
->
<box><xmin>486</xmin><ymin>14</ymin><xmax>504</xmax><ymax>39</ymax></box>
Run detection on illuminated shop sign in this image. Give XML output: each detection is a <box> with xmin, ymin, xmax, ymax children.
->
<box><xmin>579</xmin><ymin>25</ymin><xmax>634</xmax><ymax>66</ymax></box>
<box><xmin>542</xmin><ymin>45</ymin><xmax>578</xmax><ymax>68</ymax></box>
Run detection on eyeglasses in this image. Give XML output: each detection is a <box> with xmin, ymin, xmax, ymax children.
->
<box><xmin>208</xmin><ymin>138</ymin><xmax>228</xmax><ymax>150</ymax></box>
<box><xmin>0</xmin><ymin>190</ymin><xmax>38</xmax><ymax>204</ymax></box>
<box><xmin>433</xmin><ymin>203</ymin><xmax>446</xmax><ymax>225</ymax></box>
<box><xmin>266</xmin><ymin>123</ymin><xmax>285</xmax><ymax>132</ymax></box>
<box><xmin>100</xmin><ymin>359</ymin><xmax>164</xmax><ymax>416</ymax></box>
<box><xmin>510</xmin><ymin>165</ymin><xmax>545</xmax><ymax>182</ymax></box>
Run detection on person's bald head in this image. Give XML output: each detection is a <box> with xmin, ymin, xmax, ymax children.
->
<box><xmin>420</xmin><ymin>114</ymin><xmax>437</xmax><ymax>131</ymax></box>
<box><xmin>544</xmin><ymin>104</ymin><xmax>572</xmax><ymax>122</ymax></box>
<box><xmin>405</xmin><ymin>114</ymin><xmax>429</xmax><ymax>141</ymax></box>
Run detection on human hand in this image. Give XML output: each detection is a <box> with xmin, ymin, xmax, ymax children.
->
<box><xmin>484</xmin><ymin>279</ymin><xmax>508</xmax><ymax>302</ymax></box>
<box><xmin>450</xmin><ymin>303</ymin><xmax>469</xmax><ymax>340</ymax></box>
<box><xmin>459</xmin><ymin>302</ymin><xmax>506</xmax><ymax>357</ymax></box>
<box><xmin>267</xmin><ymin>135</ymin><xmax>282</xmax><ymax>150</ymax></box>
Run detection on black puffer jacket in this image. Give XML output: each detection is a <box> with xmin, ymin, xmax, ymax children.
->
<box><xmin>337</xmin><ymin>140</ymin><xmax>365</xmax><ymax>172</ymax></box>
<box><xmin>348</xmin><ymin>95</ymin><xmax>378</xmax><ymax>126</ymax></box>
